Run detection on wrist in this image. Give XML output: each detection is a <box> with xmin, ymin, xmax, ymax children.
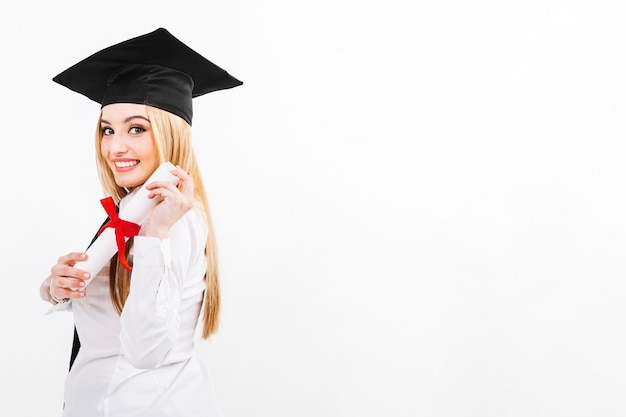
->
<box><xmin>139</xmin><ymin>222</ymin><xmax>170</xmax><ymax>239</ymax></box>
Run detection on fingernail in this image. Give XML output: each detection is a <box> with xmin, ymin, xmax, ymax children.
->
<box><xmin>83</xmin><ymin>273</ymin><xmax>90</xmax><ymax>279</ymax></box>
<box><xmin>79</xmin><ymin>282</ymin><xmax>85</xmax><ymax>286</ymax></box>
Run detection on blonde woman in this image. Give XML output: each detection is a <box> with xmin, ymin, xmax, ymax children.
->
<box><xmin>39</xmin><ymin>28</ymin><xmax>242</xmax><ymax>416</ymax></box>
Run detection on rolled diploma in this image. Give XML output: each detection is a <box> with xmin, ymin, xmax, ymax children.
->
<box><xmin>73</xmin><ymin>161</ymin><xmax>179</xmax><ymax>288</ymax></box>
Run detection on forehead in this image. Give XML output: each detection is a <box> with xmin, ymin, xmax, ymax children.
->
<box><xmin>101</xmin><ymin>103</ymin><xmax>149</xmax><ymax>121</ymax></box>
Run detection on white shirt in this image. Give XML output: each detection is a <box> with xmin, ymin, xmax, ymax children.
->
<box><xmin>47</xmin><ymin>196</ymin><xmax>223</xmax><ymax>417</ymax></box>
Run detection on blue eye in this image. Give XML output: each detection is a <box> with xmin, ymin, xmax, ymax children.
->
<box><xmin>102</xmin><ymin>127</ymin><xmax>114</xmax><ymax>136</ymax></box>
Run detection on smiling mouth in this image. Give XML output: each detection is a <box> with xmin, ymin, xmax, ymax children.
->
<box><xmin>114</xmin><ymin>160</ymin><xmax>139</xmax><ymax>168</ymax></box>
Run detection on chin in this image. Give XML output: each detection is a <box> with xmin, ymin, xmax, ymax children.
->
<box><xmin>114</xmin><ymin>176</ymin><xmax>143</xmax><ymax>189</ymax></box>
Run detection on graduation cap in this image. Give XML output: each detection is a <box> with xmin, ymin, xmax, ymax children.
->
<box><xmin>52</xmin><ymin>27</ymin><xmax>242</xmax><ymax>125</ymax></box>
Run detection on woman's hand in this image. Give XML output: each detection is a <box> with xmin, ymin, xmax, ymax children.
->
<box><xmin>48</xmin><ymin>252</ymin><xmax>89</xmax><ymax>302</ymax></box>
<box><xmin>140</xmin><ymin>166</ymin><xmax>195</xmax><ymax>239</ymax></box>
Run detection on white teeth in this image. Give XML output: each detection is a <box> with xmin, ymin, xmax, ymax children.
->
<box><xmin>115</xmin><ymin>160</ymin><xmax>139</xmax><ymax>168</ymax></box>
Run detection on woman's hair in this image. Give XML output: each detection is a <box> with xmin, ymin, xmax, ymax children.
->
<box><xmin>95</xmin><ymin>105</ymin><xmax>220</xmax><ymax>339</ymax></box>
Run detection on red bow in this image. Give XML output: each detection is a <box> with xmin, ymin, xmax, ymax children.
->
<box><xmin>97</xmin><ymin>196</ymin><xmax>141</xmax><ymax>271</ymax></box>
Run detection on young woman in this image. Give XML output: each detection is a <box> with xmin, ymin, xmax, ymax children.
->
<box><xmin>39</xmin><ymin>28</ymin><xmax>242</xmax><ymax>416</ymax></box>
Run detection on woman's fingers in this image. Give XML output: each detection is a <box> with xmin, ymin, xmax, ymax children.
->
<box><xmin>55</xmin><ymin>252</ymin><xmax>88</xmax><ymax>267</ymax></box>
<box><xmin>146</xmin><ymin>167</ymin><xmax>195</xmax><ymax>209</ymax></box>
<box><xmin>50</xmin><ymin>252</ymin><xmax>90</xmax><ymax>300</ymax></box>
<box><xmin>52</xmin><ymin>278</ymin><xmax>86</xmax><ymax>299</ymax></box>
<box><xmin>146</xmin><ymin>181</ymin><xmax>179</xmax><ymax>199</ymax></box>
<box><xmin>173</xmin><ymin>166</ymin><xmax>195</xmax><ymax>198</ymax></box>
<box><xmin>140</xmin><ymin>167</ymin><xmax>196</xmax><ymax>238</ymax></box>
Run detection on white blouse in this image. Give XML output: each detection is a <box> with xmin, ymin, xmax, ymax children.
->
<box><xmin>45</xmin><ymin>196</ymin><xmax>223</xmax><ymax>417</ymax></box>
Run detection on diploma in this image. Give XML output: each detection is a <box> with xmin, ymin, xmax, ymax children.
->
<box><xmin>76</xmin><ymin>161</ymin><xmax>179</xmax><ymax>287</ymax></box>
<box><xmin>46</xmin><ymin>161</ymin><xmax>179</xmax><ymax>314</ymax></box>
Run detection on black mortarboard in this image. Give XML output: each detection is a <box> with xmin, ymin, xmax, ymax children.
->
<box><xmin>52</xmin><ymin>27</ymin><xmax>242</xmax><ymax>125</ymax></box>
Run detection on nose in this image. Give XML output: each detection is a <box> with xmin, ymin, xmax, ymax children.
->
<box><xmin>108</xmin><ymin>134</ymin><xmax>129</xmax><ymax>155</ymax></box>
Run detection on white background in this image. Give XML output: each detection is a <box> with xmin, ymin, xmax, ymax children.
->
<box><xmin>2</xmin><ymin>1</ymin><xmax>626</xmax><ymax>416</ymax></box>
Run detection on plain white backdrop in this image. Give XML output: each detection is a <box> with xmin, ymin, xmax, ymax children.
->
<box><xmin>3</xmin><ymin>1</ymin><xmax>626</xmax><ymax>416</ymax></box>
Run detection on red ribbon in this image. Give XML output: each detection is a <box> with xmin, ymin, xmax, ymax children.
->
<box><xmin>97</xmin><ymin>196</ymin><xmax>141</xmax><ymax>271</ymax></box>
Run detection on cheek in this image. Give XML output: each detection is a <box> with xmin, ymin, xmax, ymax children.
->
<box><xmin>100</xmin><ymin>140</ymin><xmax>108</xmax><ymax>158</ymax></box>
<box><xmin>144</xmin><ymin>138</ymin><xmax>159</xmax><ymax>165</ymax></box>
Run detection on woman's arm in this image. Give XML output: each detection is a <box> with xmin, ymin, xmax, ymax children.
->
<box><xmin>119</xmin><ymin>209</ymin><xmax>207</xmax><ymax>369</ymax></box>
<box><xmin>118</xmin><ymin>167</ymin><xmax>204</xmax><ymax>369</ymax></box>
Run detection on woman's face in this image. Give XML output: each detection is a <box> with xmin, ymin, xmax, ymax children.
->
<box><xmin>100</xmin><ymin>103</ymin><xmax>160</xmax><ymax>189</ymax></box>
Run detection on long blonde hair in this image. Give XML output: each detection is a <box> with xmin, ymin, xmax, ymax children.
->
<box><xmin>95</xmin><ymin>105</ymin><xmax>220</xmax><ymax>339</ymax></box>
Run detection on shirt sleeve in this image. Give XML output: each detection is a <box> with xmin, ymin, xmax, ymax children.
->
<box><xmin>119</xmin><ymin>207</ymin><xmax>207</xmax><ymax>369</ymax></box>
<box><xmin>40</xmin><ymin>275</ymin><xmax>55</xmax><ymax>304</ymax></box>
<box><xmin>41</xmin><ymin>275</ymin><xmax>74</xmax><ymax>314</ymax></box>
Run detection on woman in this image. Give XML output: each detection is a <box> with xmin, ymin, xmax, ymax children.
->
<box><xmin>39</xmin><ymin>28</ymin><xmax>242</xmax><ymax>416</ymax></box>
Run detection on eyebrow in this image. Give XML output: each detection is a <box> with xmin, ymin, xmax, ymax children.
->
<box><xmin>100</xmin><ymin>115</ymin><xmax>151</xmax><ymax>125</ymax></box>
